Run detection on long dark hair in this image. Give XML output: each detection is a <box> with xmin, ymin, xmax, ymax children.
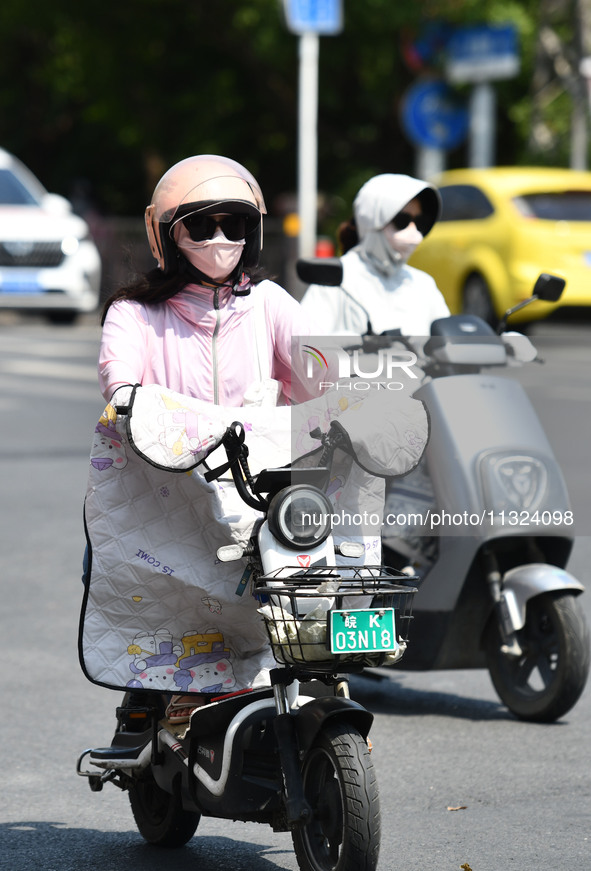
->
<box><xmin>101</xmin><ymin>270</ymin><xmax>184</xmax><ymax>324</ymax></box>
<box><xmin>100</xmin><ymin>263</ymin><xmax>272</xmax><ymax>325</ymax></box>
<box><xmin>337</xmin><ymin>217</ymin><xmax>358</xmax><ymax>254</ymax></box>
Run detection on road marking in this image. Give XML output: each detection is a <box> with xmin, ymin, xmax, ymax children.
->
<box><xmin>0</xmin><ymin>358</ymin><xmax>98</xmax><ymax>381</ymax></box>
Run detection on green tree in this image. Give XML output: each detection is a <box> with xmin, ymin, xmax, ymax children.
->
<box><xmin>0</xmin><ymin>0</ymin><xmax>585</xmax><ymax>232</ymax></box>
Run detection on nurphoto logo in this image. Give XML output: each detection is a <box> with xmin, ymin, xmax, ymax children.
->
<box><xmin>305</xmin><ymin>343</ymin><xmax>419</xmax><ymax>392</ymax></box>
<box><xmin>303</xmin><ymin>345</ymin><xmax>329</xmax><ymax>371</ymax></box>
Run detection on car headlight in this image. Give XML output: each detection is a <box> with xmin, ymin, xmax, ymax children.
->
<box><xmin>61</xmin><ymin>235</ymin><xmax>80</xmax><ymax>256</ymax></box>
<box><xmin>267</xmin><ymin>485</ymin><xmax>333</xmax><ymax>551</ymax></box>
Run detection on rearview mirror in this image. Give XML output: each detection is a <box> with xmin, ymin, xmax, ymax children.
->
<box><xmin>296</xmin><ymin>257</ymin><xmax>343</xmax><ymax>286</ymax></box>
<box><xmin>497</xmin><ymin>272</ymin><xmax>566</xmax><ymax>333</ymax></box>
<box><xmin>532</xmin><ymin>273</ymin><xmax>565</xmax><ymax>303</ymax></box>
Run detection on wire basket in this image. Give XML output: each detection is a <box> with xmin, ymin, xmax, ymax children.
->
<box><xmin>255</xmin><ymin>565</ymin><xmax>418</xmax><ymax>671</ymax></box>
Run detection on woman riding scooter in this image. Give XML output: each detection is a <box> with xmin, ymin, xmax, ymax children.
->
<box><xmin>301</xmin><ymin>172</ymin><xmax>450</xmax><ymax>571</ymax></box>
<box><xmin>94</xmin><ymin>154</ymin><xmax>325</xmax><ymax>724</ymax></box>
<box><xmin>300</xmin><ymin>172</ymin><xmax>450</xmax><ymax>334</ymax></box>
<box><xmin>297</xmin><ymin>179</ymin><xmax>590</xmax><ymax>721</ymax></box>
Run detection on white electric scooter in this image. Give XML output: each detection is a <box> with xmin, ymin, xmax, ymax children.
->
<box><xmin>78</xmin><ymin>416</ymin><xmax>418</xmax><ymax>871</ymax></box>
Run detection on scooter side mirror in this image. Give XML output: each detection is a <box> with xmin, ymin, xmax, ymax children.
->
<box><xmin>497</xmin><ymin>273</ymin><xmax>566</xmax><ymax>333</ymax></box>
<box><xmin>296</xmin><ymin>257</ymin><xmax>343</xmax><ymax>286</ymax></box>
<box><xmin>532</xmin><ymin>273</ymin><xmax>566</xmax><ymax>303</ymax></box>
<box><xmin>296</xmin><ymin>256</ymin><xmax>376</xmax><ymax>334</ymax></box>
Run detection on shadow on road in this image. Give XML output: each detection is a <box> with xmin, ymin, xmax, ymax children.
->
<box><xmin>0</xmin><ymin>821</ymin><xmax>292</xmax><ymax>871</ymax></box>
<box><xmin>348</xmin><ymin>670</ymin><xmax>566</xmax><ymax>724</ymax></box>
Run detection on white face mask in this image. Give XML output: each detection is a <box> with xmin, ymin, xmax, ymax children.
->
<box><xmin>382</xmin><ymin>222</ymin><xmax>423</xmax><ymax>262</ymax></box>
<box><xmin>174</xmin><ymin>223</ymin><xmax>245</xmax><ymax>282</ymax></box>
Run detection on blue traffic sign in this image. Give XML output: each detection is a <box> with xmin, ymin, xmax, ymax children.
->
<box><xmin>283</xmin><ymin>0</ymin><xmax>343</xmax><ymax>35</ymax></box>
<box><xmin>446</xmin><ymin>23</ymin><xmax>519</xmax><ymax>82</ymax></box>
<box><xmin>401</xmin><ymin>79</ymin><xmax>469</xmax><ymax>151</ymax></box>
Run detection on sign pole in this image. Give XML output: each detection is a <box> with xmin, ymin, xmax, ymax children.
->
<box><xmin>298</xmin><ymin>31</ymin><xmax>319</xmax><ymax>258</ymax></box>
<box><xmin>445</xmin><ymin>24</ymin><xmax>519</xmax><ymax>169</ymax></box>
<box><xmin>468</xmin><ymin>82</ymin><xmax>496</xmax><ymax>168</ymax></box>
<box><xmin>283</xmin><ymin>0</ymin><xmax>342</xmax><ymax>258</ymax></box>
<box><xmin>416</xmin><ymin>146</ymin><xmax>445</xmax><ymax>179</ymax></box>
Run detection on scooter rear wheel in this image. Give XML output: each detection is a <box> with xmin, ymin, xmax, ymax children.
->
<box><xmin>128</xmin><ymin>771</ymin><xmax>200</xmax><ymax>847</ymax></box>
<box><xmin>292</xmin><ymin>721</ymin><xmax>380</xmax><ymax>871</ymax></box>
<box><xmin>485</xmin><ymin>591</ymin><xmax>590</xmax><ymax>723</ymax></box>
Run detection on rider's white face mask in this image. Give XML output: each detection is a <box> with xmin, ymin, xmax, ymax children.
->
<box><xmin>174</xmin><ymin>222</ymin><xmax>245</xmax><ymax>282</ymax></box>
<box><xmin>382</xmin><ymin>222</ymin><xmax>424</xmax><ymax>262</ymax></box>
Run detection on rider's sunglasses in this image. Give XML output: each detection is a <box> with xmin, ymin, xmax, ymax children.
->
<box><xmin>391</xmin><ymin>210</ymin><xmax>431</xmax><ymax>236</ymax></box>
<box><xmin>182</xmin><ymin>213</ymin><xmax>248</xmax><ymax>242</ymax></box>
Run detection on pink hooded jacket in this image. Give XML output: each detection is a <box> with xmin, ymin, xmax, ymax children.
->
<box><xmin>98</xmin><ymin>279</ymin><xmax>319</xmax><ymax>406</ymax></box>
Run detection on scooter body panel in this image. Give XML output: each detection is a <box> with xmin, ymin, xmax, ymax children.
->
<box><xmin>187</xmin><ymin>698</ymin><xmax>282</xmax><ymax>820</ymax></box>
<box><xmin>392</xmin><ymin>374</ymin><xmax>571</xmax><ymax>612</ymax></box>
<box><xmin>150</xmin><ymin>698</ymin><xmax>284</xmax><ymax>822</ymax></box>
<box><xmin>387</xmin><ymin>374</ymin><xmax>578</xmax><ymax>671</ymax></box>
<box><xmin>415</xmin><ymin>374</ymin><xmax>571</xmax><ymax>538</ymax></box>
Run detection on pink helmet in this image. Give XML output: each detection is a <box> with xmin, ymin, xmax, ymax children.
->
<box><xmin>145</xmin><ymin>154</ymin><xmax>267</xmax><ymax>274</ymax></box>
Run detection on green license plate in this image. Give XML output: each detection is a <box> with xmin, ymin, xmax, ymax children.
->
<box><xmin>329</xmin><ymin>608</ymin><xmax>397</xmax><ymax>654</ymax></box>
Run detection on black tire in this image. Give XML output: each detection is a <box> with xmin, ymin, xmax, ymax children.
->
<box><xmin>46</xmin><ymin>310</ymin><xmax>78</xmax><ymax>325</ymax></box>
<box><xmin>292</xmin><ymin>722</ymin><xmax>380</xmax><ymax>871</ymax></box>
<box><xmin>462</xmin><ymin>273</ymin><xmax>497</xmax><ymax>327</ymax></box>
<box><xmin>485</xmin><ymin>591</ymin><xmax>590</xmax><ymax>723</ymax></box>
<box><xmin>128</xmin><ymin>772</ymin><xmax>200</xmax><ymax>847</ymax></box>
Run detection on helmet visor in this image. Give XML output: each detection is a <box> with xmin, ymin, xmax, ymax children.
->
<box><xmin>154</xmin><ymin>172</ymin><xmax>266</xmax><ymax>225</ymax></box>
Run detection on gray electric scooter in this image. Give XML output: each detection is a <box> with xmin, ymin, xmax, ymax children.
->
<box><xmin>297</xmin><ymin>261</ymin><xmax>590</xmax><ymax>722</ymax></box>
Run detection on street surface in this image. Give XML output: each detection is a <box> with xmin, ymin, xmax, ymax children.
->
<box><xmin>0</xmin><ymin>313</ymin><xmax>590</xmax><ymax>870</ymax></box>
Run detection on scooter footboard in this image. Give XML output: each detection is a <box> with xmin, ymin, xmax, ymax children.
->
<box><xmin>503</xmin><ymin>563</ymin><xmax>584</xmax><ymax>631</ymax></box>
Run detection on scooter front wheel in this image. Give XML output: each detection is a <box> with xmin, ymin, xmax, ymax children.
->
<box><xmin>292</xmin><ymin>721</ymin><xmax>380</xmax><ymax>871</ymax></box>
<box><xmin>485</xmin><ymin>591</ymin><xmax>590</xmax><ymax>723</ymax></box>
<box><xmin>128</xmin><ymin>770</ymin><xmax>200</xmax><ymax>847</ymax></box>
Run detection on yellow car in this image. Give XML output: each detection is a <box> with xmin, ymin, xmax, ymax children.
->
<box><xmin>408</xmin><ymin>166</ymin><xmax>591</xmax><ymax>324</ymax></box>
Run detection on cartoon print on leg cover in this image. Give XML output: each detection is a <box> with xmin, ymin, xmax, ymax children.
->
<box><xmin>124</xmin><ymin>626</ymin><xmax>236</xmax><ymax>694</ymax></box>
<box><xmin>126</xmin><ymin>628</ymin><xmax>182</xmax><ymax>689</ymax></box>
<box><xmin>174</xmin><ymin>629</ymin><xmax>235</xmax><ymax>693</ymax></box>
<box><xmin>156</xmin><ymin>393</ymin><xmax>220</xmax><ymax>457</ymax></box>
<box><xmin>91</xmin><ymin>404</ymin><xmax>128</xmax><ymax>471</ymax></box>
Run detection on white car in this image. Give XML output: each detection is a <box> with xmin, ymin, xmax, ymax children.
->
<box><xmin>0</xmin><ymin>148</ymin><xmax>101</xmax><ymax>323</ymax></box>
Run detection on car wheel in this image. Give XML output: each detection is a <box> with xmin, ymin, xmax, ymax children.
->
<box><xmin>46</xmin><ymin>310</ymin><xmax>78</xmax><ymax>325</ymax></box>
<box><xmin>462</xmin><ymin>274</ymin><xmax>497</xmax><ymax>327</ymax></box>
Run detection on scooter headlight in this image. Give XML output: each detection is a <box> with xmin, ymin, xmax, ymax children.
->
<box><xmin>268</xmin><ymin>485</ymin><xmax>333</xmax><ymax>551</ymax></box>
<box><xmin>479</xmin><ymin>451</ymin><xmax>549</xmax><ymax>511</ymax></box>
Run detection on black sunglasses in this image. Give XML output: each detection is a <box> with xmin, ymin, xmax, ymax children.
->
<box><xmin>391</xmin><ymin>210</ymin><xmax>431</xmax><ymax>236</ymax></box>
<box><xmin>182</xmin><ymin>213</ymin><xmax>249</xmax><ymax>242</ymax></box>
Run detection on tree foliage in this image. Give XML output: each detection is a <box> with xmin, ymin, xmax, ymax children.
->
<box><xmin>0</xmin><ymin>0</ymin><xmax>583</xmax><ymax>232</ymax></box>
